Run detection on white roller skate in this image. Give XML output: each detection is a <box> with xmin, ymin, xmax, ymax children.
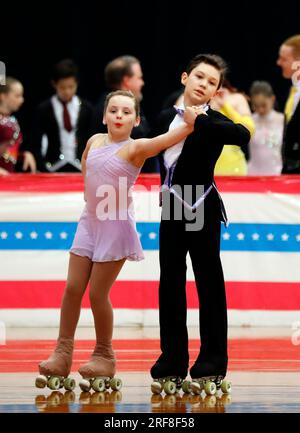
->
<box><xmin>78</xmin><ymin>342</ymin><xmax>122</xmax><ymax>393</ymax></box>
<box><xmin>35</xmin><ymin>337</ymin><xmax>76</xmax><ymax>391</ymax></box>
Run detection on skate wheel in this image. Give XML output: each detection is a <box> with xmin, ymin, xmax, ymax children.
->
<box><xmin>182</xmin><ymin>380</ymin><xmax>191</xmax><ymax>394</ymax></box>
<box><xmin>221</xmin><ymin>380</ymin><xmax>232</xmax><ymax>394</ymax></box>
<box><xmin>163</xmin><ymin>380</ymin><xmax>176</xmax><ymax>395</ymax></box>
<box><xmin>204</xmin><ymin>381</ymin><xmax>217</xmax><ymax>396</ymax></box>
<box><xmin>79</xmin><ymin>379</ymin><xmax>91</xmax><ymax>392</ymax></box>
<box><xmin>151</xmin><ymin>381</ymin><xmax>162</xmax><ymax>394</ymax></box>
<box><xmin>47</xmin><ymin>376</ymin><xmax>61</xmax><ymax>390</ymax></box>
<box><xmin>64</xmin><ymin>377</ymin><xmax>76</xmax><ymax>391</ymax></box>
<box><xmin>190</xmin><ymin>381</ymin><xmax>202</xmax><ymax>395</ymax></box>
<box><xmin>110</xmin><ymin>377</ymin><xmax>122</xmax><ymax>391</ymax></box>
<box><xmin>35</xmin><ymin>375</ymin><xmax>47</xmax><ymax>389</ymax></box>
<box><xmin>92</xmin><ymin>378</ymin><xmax>106</xmax><ymax>392</ymax></box>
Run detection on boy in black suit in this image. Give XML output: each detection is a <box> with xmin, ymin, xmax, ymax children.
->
<box><xmin>32</xmin><ymin>59</ymin><xmax>94</xmax><ymax>172</ymax></box>
<box><xmin>150</xmin><ymin>54</ymin><xmax>250</xmax><ymax>395</ymax></box>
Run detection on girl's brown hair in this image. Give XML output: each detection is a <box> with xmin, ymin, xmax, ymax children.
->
<box><xmin>104</xmin><ymin>90</ymin><xmax>140</xmax><ymax>117</ymax></box>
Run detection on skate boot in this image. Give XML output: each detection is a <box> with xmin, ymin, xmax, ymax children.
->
<box><xmin>189</xmin><ymin>359</ymin><xmax>231</xmax><ymax>396</ymax></box>
<box><xmin>35</xmin><ymin>337</ymin><xmax>75</xmax><ymax>391</ymax></box>
<box><xmin>150</xmin><ymin>354</ymin><xmax>190</xmax><ymax>395</ymax></box>
<box><xmin>78</xmin><ymin>342</ymin><xmax>122</xmax><ymax>392</ymax></box>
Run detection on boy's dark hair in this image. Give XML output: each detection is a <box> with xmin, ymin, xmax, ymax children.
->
<box><xmin>186</xmin><ymin>54</ymin><xmax>228</xmax><ymax>89</ymax></box>
<box><xmin>104</xmin><ymin>55</ymin><xmax>140</xmax><ymax>90</ymax></box>
<box><xmin>52</xmin><ymin>59</ymin><xmax>79</xmax><ymax>83</ymax></box>
<box><xmin>104</xmin><ymin>90</ymin><xmax>140</xmax><ymax>117</ymax></box>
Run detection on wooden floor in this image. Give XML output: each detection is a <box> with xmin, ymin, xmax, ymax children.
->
<box><xmin>1</xmin><ymin>327</ymin><xmax>300</xmax><ymax>413</ymax></box>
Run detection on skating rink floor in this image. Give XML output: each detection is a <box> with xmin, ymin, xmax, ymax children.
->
<box><xmin>0</xmin><ymin>326</ymin><xmax>300</xmax><ymax>414</ymax></box>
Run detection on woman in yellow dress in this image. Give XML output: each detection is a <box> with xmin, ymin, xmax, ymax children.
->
<box><xmin>211</xmin><ymin>80</ymin><xmax>255</xmax><ymax>175</ymax></box>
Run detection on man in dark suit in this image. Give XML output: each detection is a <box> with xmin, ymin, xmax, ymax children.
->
<box><xmin>277</xmin><ymin>35</ymin><xmax>300</xmax><ymax>174</ymax></box>
<box><xmin>93</xmin><ymin>55</ymin><xmax>158</xmax><ymax>173</ymax></box>
<box><xmin>150</xmin><ymin>54</ymin><xmax>250</xmax><ymax>388</ymax></box>
<box><xmin>32</xmin><ymin>59</ymin><xmax>94</xmax><ymax>172</ymax></box>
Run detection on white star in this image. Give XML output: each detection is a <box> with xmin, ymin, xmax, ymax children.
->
<box><xmin>15</xmin><ymin>231</ymin><xmax>23</xmax><ymax>239</ymax></box>
<box><xmin>222</xmin><ymin>232</ymin><xmax>230</xmax><ymax>240</ymax></box>
<box><xmin>60</xmin><ymin>232</ymin><xmax>68</xmax><ymax>239</ymax></box>
<box><xmin>149</xmin><ymin>232</ymin><xmax>157</xmax><ymax>240</ymax></box>
<box><xmin>267</xmin><ymin>233</ymin><xmax>274</xmax><ymax>241</ymax></box>
<box><xmin>252</xmin><ymin>233</ymin><xmax>260</xmax><ymax>240</ymax></box>
<box><xmin>30</xmin><ymin>232</ymin><xmax>38</xmax><ymax>239</ymax></box>
<box><xmin>45</xmin><ymin>232</ymin><xmax>53</xmax><ymax>239</ymax></box>
<box><xmin>296</xmin><ymin>234</ymin><xmax>300</xmax><ymax>242</ymax></box>
<box><xmin>0</xmin><ymin>232</ymin><xmax>8</xmax><ymax>239</ymax></box>
<box><xmin>281</xmin><ymin>233</ymin><xmax>289</xmax><ymax>241</ymax></box>
<box><xmin>237</xmin><ymin>233</ymin><xmax>245</xmax><ymax>240</ymax></box>
<box><xmin>137</xmin><ymin>232</ymin><xmax>142</xmax><ymax>238</ymax></box>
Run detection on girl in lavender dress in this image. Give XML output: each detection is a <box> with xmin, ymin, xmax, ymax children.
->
<box><xmin>248</xmin><ymin>81</ymin><xmax>284</xmax><ymax>175</ymax></box>
<box><xmin>35</xmin><ymin>90</ymin><xmax>200</xmax><ymax>392</ymax></box>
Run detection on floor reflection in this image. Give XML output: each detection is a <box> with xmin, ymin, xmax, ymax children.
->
<box><xmin>151</xmin><ymin>392</ymin><xmax>232</xmax><ymax>413</ymax></box>
<box><xmin>35</xmin><ymin>390</ymin><xmax>122</xmax><ymax>413</ymax></box>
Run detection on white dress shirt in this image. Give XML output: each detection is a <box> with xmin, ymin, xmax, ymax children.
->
<box><xmin>163</xmin><ymin>102</ymin><xmax>209</xmax><ymax>168</ymax></box>
<box><xmin>163</xmin><ymin>102</ymin><xmax>186</xmax><ymax>168</ymax></box>
<box><xmin>42</xmin><ymin>95</ymin><xmax>82</xmax><ymax>171</ymax></box>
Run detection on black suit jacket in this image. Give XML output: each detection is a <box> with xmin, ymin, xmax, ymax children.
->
<box><xmin>32</xmin><ymin>97</ymin><xmax>94</xmax><ymax>172</ymax></box>
<box><xmin>152</xmin><ymin>107</ymin><xmax>250</xmax><ymax>218</ymax></box>
<box><xmin>282</xmin><ymin>99</ymin><xmax>300</xmax><ymax>173</ymax></box>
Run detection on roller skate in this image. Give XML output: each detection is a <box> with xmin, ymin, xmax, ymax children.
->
<box><xmin>78</xmin><ymin>342</ymin><xmax>122</xmax><ymax>393</ymax></box>
<box><xmin>150</xmin><ymin>354</ymin><xmax>190</xmax><ymax>395</ymax></box>
<box><xmin>35</xmin><ymin>337</ymin><xmax>76</xmax><ymax>391</ymax></box>
<box><xmin>189</xmin><ymin>359</ymin><xmax>231</xmax><ymax>396</ymax></box>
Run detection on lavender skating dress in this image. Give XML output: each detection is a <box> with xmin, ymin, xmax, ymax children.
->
<box><xmin>70</xmin><ymin>138</ymin><xmax>144</xmax><ymax>262</ymax></box>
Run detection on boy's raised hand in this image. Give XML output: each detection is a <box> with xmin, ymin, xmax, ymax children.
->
<box><xmin>184</xmin><ymin>105</ymin><xmax>207</xmax><ymax>125</ymax></box>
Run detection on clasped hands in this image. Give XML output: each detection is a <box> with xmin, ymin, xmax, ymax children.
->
<box><xmin>184</xmin><ymin>105</ymin><xmax>208</xmax><ymax>125</ymax></box>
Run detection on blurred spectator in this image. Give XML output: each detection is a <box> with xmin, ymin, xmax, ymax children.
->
<box><xmin>93</xmin><ymin>55</ymin><xmax>158</xmax><ymax>172</ymax></box>
<box><xmin>248</xmin><ymin>81</ymin><xmax>284</xmax><ymax>175</ymax></box>
<box><xmin>0</xmin><ymin>77</ymin><xmax>36</xmax><ymax>172</ymax></box>
<box><xmin>277</xmin><ymin>35</ymin><xmax>300</xmax><ymax>174</ymax></box>
<box><xmin>0</xmin><ymin>115</ymin><xmax>22</xmax><ymax>175</ymax></box>
<box><xmin>32</xmin><ymin>59</ymin><xmax>94</xmax><ymax>172</ymax></box>
<box><xmin>211</xmin><ymin>80</ymin><xmax>255</xmax><ymax>175</ymax></box>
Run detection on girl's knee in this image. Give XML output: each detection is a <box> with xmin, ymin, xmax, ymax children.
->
<box><xmin>64</xmin><ymin>283</ymin><xmax>86</xmax><ymax>299</ymax></box>
<box><xmin>89</xmin><ymin>288</ymin><xmax>110</xmax><ymax>305</ymax></box>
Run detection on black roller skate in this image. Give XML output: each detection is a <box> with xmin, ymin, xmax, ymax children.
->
<box><xmin>150</xmin><ymin>354</ymin><xmax>191</xmax><ymax>395</ymax></box>
<box><xmin>189</xmin><ymin>359</ymin><xmax>231</xmax><ymax>396</ymax></box>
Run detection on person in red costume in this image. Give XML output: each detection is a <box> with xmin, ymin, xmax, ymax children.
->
<box><xmin>0</xmin><ymin>77</ymin><xmax>36</xmax><ymax>173</ymax></box>
<box><xmin>0</xmin><ymin>115</ymin><xmax>22</xmax><ymax>175</ymax></box>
